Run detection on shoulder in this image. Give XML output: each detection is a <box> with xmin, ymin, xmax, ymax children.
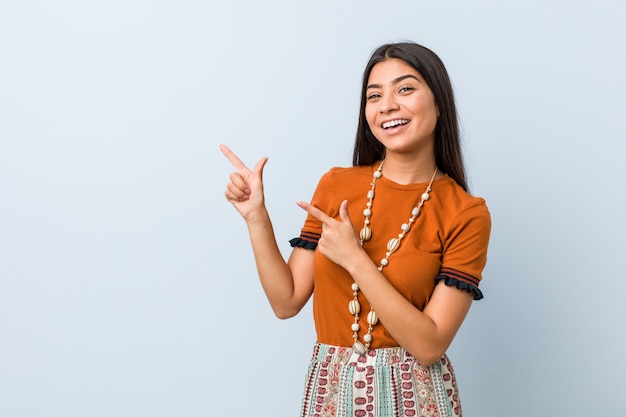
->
<box><xmin>316</xmin><ymin>165</ymin><xmax>374</xmax><ymax>188</ymax></box>
<box><xmin>310</xmin><ymin>165</ymin><xmax>377</xmax><ymax>212</ymax></box>
<box><xmin>320</xmin><ymin>165</ymin><xmax>373</xmax><ymax>180</ymax></box>
<box><xmin>436</xmin><ymin>175</ymin><xmax>490</xmax><ymax>218</ymax></box>
<box><xmin>432</xmin><ymin>175</ymin><xmax>491</xmax><ymax>236</ymax></box>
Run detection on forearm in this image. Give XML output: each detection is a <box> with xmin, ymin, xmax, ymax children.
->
<box><xmin>245</xmin><ymin>207</ymin><xmax>305</xmax><ymax>319</ymax></box>
<box><xmin>345</xmin><ymin>253</ymin><xmax>471</xmax><ymax>365</ymax></box>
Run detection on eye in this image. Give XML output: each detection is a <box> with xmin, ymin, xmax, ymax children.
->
<box><xmin>367</xmin><ymin>92</ymin><xmax>381</xmax><ymax>101</ymax></box>
<box><xmin>399</xmin><ymin>86</ymin><xmax>415</xmax><ymax>94</ymax></box>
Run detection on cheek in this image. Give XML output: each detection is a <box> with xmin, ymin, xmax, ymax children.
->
<box><xmin>364</xmin><ymin>105</ymin><xmax>377</xmax><ymax>129</ymax></box>
<box><xmin>413</xmin><ymin>99</ymin><xmax>438</xmax><ymax>121</ymax></box>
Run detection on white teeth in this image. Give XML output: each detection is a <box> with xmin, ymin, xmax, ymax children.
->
<box><xmin>382</xmin><ymin>119</ymin><xmax>409</xmax><ymax>129</ymax></box>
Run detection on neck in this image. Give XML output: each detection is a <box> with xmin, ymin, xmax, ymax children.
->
<box><xmin>379</xmin><ymin>153</ymin><xmax>439</xmax><ymax>185</ymax></box>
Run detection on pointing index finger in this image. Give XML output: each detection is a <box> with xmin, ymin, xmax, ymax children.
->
<box><xmin>296</xmin><ymin>201</ymin><xmax>333</xmax><ymax>224</ymax></box>
<box><xmin>220</xmin><ymin>144</ymin><xmax>251</xmax><ymax>174</ymax></box>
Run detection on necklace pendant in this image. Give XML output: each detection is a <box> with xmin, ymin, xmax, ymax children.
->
<box><xmin>353</xmin><ymin>341</ymin><xmax>367</xmax><ymax>356</ymax></box>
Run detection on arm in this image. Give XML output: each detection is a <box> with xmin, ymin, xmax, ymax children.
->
<box><xmin>221</xmin><ymin>145</ymin><xmax>314</xmax><ymax>318</ymax></box>
<box><xmin>343</xmin><ymin>249</ymin><xmax>472</xmax><ymax>365</ymax></box>
<box><xmin>298</xmin><ymin>199</ymin><xmax>476</xmax><ymax>365</ymax></box>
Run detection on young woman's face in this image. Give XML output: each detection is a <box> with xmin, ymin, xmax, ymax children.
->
<box><xmin>365</xmin><ymin>59</ymin><xmax>439</xmax><ymax>157</ymax></box>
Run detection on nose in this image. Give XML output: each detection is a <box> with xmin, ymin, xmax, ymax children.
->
<box><xmin>379</xmin><ymin>94</ymin><xmax>399</xmax><ymax>113</ymax></box>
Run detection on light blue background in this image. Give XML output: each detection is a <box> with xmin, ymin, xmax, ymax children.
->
<box><xmin>1</xmin><ymin>1</ymin><xmax>625</xmax><ymax>416</ymax></box>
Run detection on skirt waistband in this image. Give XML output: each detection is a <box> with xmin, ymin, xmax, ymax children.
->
<box><xmin>310</xmin><ymin>342</ymin><xmax>435</xmax><ymax>368</ymax></box>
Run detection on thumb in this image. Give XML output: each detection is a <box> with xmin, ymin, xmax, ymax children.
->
<box><xmin>339</xmin><ymin>200</ymin><xmax>352</xmax><ymax>224</ymax></box>
<box><xmin>253</xmin><ymin>157</ymin><xmax>269</xmax><ymax>180</ymax></box>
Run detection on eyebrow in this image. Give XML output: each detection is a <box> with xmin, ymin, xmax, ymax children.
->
<box><xmin>367</xmin><ymin>74</ymin><xmax>420</xmax><ymax>90</ymax></box>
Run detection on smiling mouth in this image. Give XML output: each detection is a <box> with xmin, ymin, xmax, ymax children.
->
<box><xmin>382</xmin><ymin>119</ymin><xmax>410</xmax><ymax>129</ymax></box>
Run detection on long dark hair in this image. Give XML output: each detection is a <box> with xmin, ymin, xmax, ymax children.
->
<box><xmin>352</xmin><ymin>42</ymin><xmax>468</xmax><ymax>192</ymax></box>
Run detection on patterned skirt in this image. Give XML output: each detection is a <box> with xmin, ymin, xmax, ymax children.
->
<box><xmin>300</xmin><ymin>343</ymin><xmax>462</xmax><ymax>417</ymax></box>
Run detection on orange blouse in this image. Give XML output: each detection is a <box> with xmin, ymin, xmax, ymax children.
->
<box><xmin>291</xmin><ymin>165</ymin><xmax>491</xmax><ymax>349</ymax></box>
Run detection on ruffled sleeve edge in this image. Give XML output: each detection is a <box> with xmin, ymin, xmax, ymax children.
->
<box><xmin>434</xmin><ymin>275</ymin><xmax>484</xmax><ymax>301</ymax></box>
<box><xmin>289</xmin><ymin>237</ymin><xmax>318</xmax><ymax>250</ymax></box>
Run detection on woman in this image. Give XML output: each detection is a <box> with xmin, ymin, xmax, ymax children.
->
<box><xmin>221</xmin><ymin>42</ymin><xmax>491</xmax><ymax>417</ymax></box>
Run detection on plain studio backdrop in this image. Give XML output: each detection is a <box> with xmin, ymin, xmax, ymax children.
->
<box><xmin>1</xmin><ymin>1</ymin><xmax>625</xmax><ymax>416</ymax></box>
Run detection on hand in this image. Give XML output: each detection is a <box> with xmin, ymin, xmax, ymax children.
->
<box><xmin>296</xmin><ymin>199</ymin><xmax>364</xmax><ymax>269</ymax></box>
<box><xmin>220</xmin><ymin>144</ymin><xmax>268</xmax><ymax>220</ymax></box>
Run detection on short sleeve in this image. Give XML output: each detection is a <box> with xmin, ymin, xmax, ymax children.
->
<box><xmin>289</xmin><ymin>169</ymin><xmax>336</xmax><ymax>250</ymax></box>
<box><xmin>435</xmin><ymin>201</ymin><xmax>491</xmax><ymax>300</ymax></box>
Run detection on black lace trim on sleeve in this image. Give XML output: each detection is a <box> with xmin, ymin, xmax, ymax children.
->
<box><xmin>435</xmin><ymin>275</ymin><xmax>483</xmax><ymax>300</ymax></box>
<box><xmin>289</xmin><ymin>237</ymin><xmax>317</xmax><ymax>250</ymax></box>
<box><xmin>435</xmin><ymin>268</ymin><xmax>484</xmax><ymax>300</ymax></box>
<box><xmin>289</xmin><ymin>231</ymin><xmax>320</xmax><ymax>250</ymax></box>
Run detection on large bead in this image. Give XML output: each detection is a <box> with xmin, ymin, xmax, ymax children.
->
<box><xmin>353</xmin><ymin>341</ymin><xmax>367</xmax><ymax>355</ymax></box>
<box><xmin>363</xmin><ymin>334</ymin><xmax>372</xmax><ymax>343</ymax></box>
<box><xmin>387</xmin><ymin>237</ymin><xmax>400</xmax><ymax>254</ymax></box>
<box><xmin>360</xmin><ymin>226</ymin><xmax>372</xmax><ymax>242</ymax></box>
<box><xmin>351</xmin><ymin>323</ymin><xmax>360</xmax><ymax>332</ymax></box>
<box><xmin>422</xmin><ymin>192</ymin><xmax>430</xmax><ymax>201</ymax></box>
<box><xmin>412</xmin><ymin>207</ymin><xmax>421</xmax><ymax>217</ymax></box>
<box><xmin>367</xmin><ymin>310</ymin><xmax>378</xmax><ymax>326</ymax></box>
<box><xmin>363</xmin><ymin>208</ymin><xmax>372</xmax><ymax>217</ymax></box>
<box><xmin>349</xmin><ymin>300</ymin><xmax>361</xmax><ymax>315</ymax></box>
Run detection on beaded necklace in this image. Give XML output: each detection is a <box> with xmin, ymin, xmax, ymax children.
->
<box><xmin>350</xmin><ymin>161</ymin><xmax>438</xmax><ymax>355</ymax></box>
